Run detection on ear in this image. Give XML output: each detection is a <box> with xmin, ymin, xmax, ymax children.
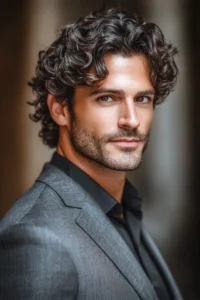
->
<box><xmin>47</xmin><ymin>94</ymin><xmax>70</xmax><ymax>127</ymax></box>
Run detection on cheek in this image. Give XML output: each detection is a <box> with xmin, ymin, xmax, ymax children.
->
<box><xmin>76</xmin><ymin>103</ymin><xmax>119</xmax><ymax>133</ymax></box>
<box><xmin>137</xmin><ymin>109</ymin><xmax>153</xmax><ymax>131</ymax></box>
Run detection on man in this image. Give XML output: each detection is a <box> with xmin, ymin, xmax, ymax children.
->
<box><xmin>0</xmin><ymin>8</ymin><xmax>182</xmax><ymax>300</ymax></box>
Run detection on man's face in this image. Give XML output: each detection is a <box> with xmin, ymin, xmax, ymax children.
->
<box><xmin>68</xmin><ymin>54</ymin><xmax>154</xmax><ymax>171</ymax></box>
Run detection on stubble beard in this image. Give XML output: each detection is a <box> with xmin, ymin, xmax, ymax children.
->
<box><xmin>69</xmin><ymin>116</ymin><xmax>150</xmax><ymax>171</ymax></box>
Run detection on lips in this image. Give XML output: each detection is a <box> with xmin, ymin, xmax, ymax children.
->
<box><xmin>110</xmin><ymin>138</ymin><xmax>140</xmax><ymax>147</ymax></box>
<box><xmin>111</xmin><ymin>138</ymin><xmax>139</xmax><ymax>142</ymax></box>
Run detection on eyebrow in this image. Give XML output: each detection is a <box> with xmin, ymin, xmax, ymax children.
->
<box><xmin>89</xmin><ymin>88</ymin><xmax>155</xmax><ymax>97</ymax></box>
<box><xmin>135</xmin><ymin>89</ymin><xmax>155</xmax><ymax>97</ymax></box>
<box><xmin>89</xmin><ymin>88</ymin><xmax>125</xmax><ymax>97</ymax></box>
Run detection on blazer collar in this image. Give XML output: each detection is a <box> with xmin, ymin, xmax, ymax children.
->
<box><xmin>37</xmin><ymin>163</ymin><xmax>158</xmax><ymax>300</ymax></box>
<box><xmin>37</xmin><ymin>163</ymin><xmax>86</xmax><ymax>208</ymax></box>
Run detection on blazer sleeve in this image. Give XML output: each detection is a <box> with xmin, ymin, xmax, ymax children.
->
<box><xmin>0</xmin><ymin>223</ymin><xmax>79</xmax><ymax>300</ymax></box>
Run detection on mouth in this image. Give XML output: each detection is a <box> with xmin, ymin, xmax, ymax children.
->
<box><xmin>110</xmin><ymin>138</ymin><xmax>140</xmax><ymax>148</ymax></box>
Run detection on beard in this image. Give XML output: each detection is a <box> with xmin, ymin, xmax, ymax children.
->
<box><xmin>69</xmin><ymin>115</ymin><xmax>150</xmax><ymax>171</ymax></box>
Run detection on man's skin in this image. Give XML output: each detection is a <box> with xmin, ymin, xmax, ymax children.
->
<box><xmin>47</xmin><ymin>54</ymin><xmax>155</xmax><ymax>203</ymax></box>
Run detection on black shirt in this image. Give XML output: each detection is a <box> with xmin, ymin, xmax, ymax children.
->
<box><xmin>50</xmin><ymin>152</ymin><xmax>172</xmax><ymax>300</ymax></box>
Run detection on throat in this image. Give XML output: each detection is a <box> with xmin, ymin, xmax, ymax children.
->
<box><xmin>78</xmin><ymin>162</ymin><xmax>126</xmax><ymax>203</ymax></box>
<box><xmin>57</xmin><ymin>142</ymin><xmax>126</xmax><ymax>203</ymax></box>
<box><xmin>97</xmin><ymin>175</ymin><xmax>125</xmax><ymax>203</ymax></box>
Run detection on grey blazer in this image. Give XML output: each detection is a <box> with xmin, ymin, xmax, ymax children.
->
<box><xmin>0</xmin><ymin>163</ymin><xmax>183</xmax><ymax>300</ymax></box>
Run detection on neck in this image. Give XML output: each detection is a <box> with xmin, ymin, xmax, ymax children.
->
<box><xmin>57</xmin><ymin>143</ymin><xmax>126</xmax><ymax>203</ymax></box>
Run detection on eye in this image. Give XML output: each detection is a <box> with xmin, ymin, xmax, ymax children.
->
<box><xmin>97</xmin><ymin>95</ymin><xmax>113</xmax><ymax>103</ymax></box>
<box><xmin>136</xmin><ymin>96</ymin><xmax>151</xmax><ymax>103</ymax></box>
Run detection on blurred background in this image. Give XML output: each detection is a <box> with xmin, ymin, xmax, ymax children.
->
<box><xmin>0</xmin><ymin>0</ymin><xmax>199</xmax><ymax>299</ymax></box>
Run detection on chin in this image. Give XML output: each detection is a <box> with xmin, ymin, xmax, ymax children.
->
<box><xmin>101</xmin><ymin>155</ymin><xmax>142</xmax><ymax>171</ymax></box>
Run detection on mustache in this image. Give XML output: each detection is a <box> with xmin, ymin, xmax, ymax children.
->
<box><xmin>104</xmin><ymin>129</ymin><xmax>149</xmax><ymax>142</ymax></box>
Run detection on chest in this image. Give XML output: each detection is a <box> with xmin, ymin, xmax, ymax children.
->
<box><xmin>63</xmin><ymin>227</ymin><xmax>141</xmax><ymax>300</ymax></box>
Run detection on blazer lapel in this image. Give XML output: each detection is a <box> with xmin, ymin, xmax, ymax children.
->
<box><xmin>142</xmin><ymin>229</ymin><xmax>183</xmax><ymax>300</ymax></box>
<box><xmin>76</xmin><ymin>198</ymin><xmax>159</xmax><ymax>300</ymax></box>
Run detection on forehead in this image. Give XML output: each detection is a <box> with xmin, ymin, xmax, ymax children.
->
<box><xmin>104</xmin><ymin>54</ymin><xmax>150</xmax><ymax>74</ymax></box>
<box><xmin>101</xmin><ymin>54</ymin><xmax>152</xmax><ymax>89</ymax></box>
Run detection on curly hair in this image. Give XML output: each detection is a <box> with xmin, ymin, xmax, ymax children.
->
<box><xmin>28</xmin><ymin>8</ymin><xmax>178</xmax><ymax>148</ymax></box>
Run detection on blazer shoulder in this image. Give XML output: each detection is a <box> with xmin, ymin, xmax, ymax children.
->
<box><xmin>0</xmin><ymin>172</ymin><xmax>70</xmax><ymax>232</ymax></box>
<box><xmin>0</xmin><ymin>181</ymin><xmax>47</xmax><ymax>232</ymax></box>
<box><xmin>0</xmin><ymin>162</ymin><xmax>86</xmax><ymax>233</ymax></box>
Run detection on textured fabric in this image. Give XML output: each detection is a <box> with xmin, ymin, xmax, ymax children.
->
<box><xmin>51</xmin><ymin>151</ymin><xmax>119</xmax><ymax>214</ymax></box>
<box><xmin>50</xmin><ymin>152</ymin><xmax>178</xmax><ymax>300</ymax></box>
<box><xmin>0</xmin><ymin>162</ymin><xmax>183</xmax><ymax>300</ymax></box>
<box><xmin>51</xmin><ymin>152</ymin><xmax>141</xmax><ymax>260</ymax></box>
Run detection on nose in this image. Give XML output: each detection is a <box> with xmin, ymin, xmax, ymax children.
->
<box><xmin>118</xmin><ymin>100</ymin><xmax>140</xmax><ymax>130</ymax></box>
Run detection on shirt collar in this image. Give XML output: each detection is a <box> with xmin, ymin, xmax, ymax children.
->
<box><xmin>122</xmin><ymin>180</ymin><xmax>143</xmax><ymax>219</ymax></box>
<box><xmin>50</xmin><ymin>152</ymin><xmax>142</xmax><ymax>217</ymax></box>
